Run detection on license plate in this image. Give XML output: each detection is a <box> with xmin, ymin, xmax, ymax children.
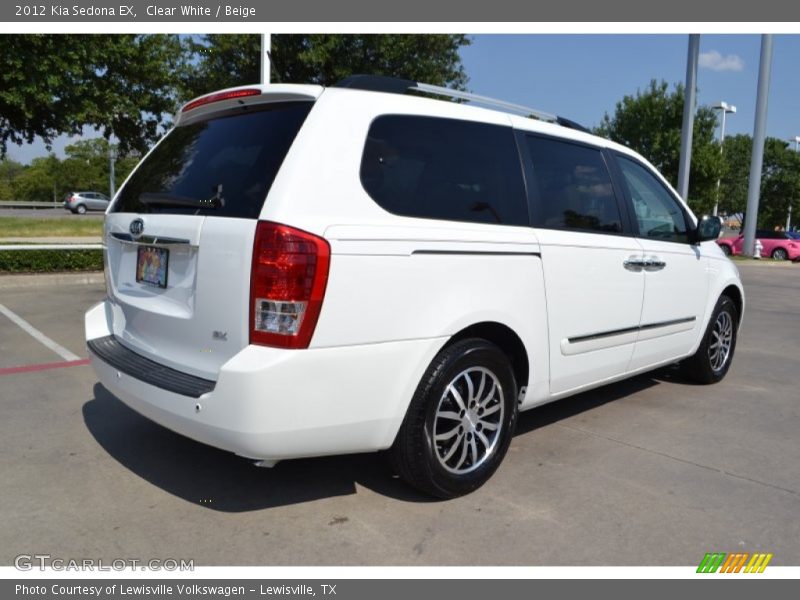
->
<box><xmin>136</xmin><ymin>245</ymin><xmax>169</xmax><ymax>289</ymax></box>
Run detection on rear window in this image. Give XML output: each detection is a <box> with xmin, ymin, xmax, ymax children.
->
<box><xmin>360</xmin><ymin>115</ymin><xmax>529</xmax><ymax>226</ymax></box>
<box><xmin>112</xmin><ymin>102</ymin><xmax>313</xmax><ymax>219</ymax></box>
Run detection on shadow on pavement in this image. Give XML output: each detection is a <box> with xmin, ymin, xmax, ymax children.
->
<box><xmin>84</xmin><ymin>369</ymin><xmax>685</xmax><ymax>512</ymax></box>
<box><xmin>83</xmin><ymin>384</ymin><xmax>433</xmax><ymax>512</ymax></box>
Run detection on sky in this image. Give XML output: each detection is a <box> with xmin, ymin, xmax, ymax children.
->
<box><xmin>460</xmin><ymin>34</ymin><xmax>800</xmax><ymax>143</ymax></box>
<box><xmin>7</xmin><ymin>33</ymin><xmax>800</xmax><ymax>164</ymax></box>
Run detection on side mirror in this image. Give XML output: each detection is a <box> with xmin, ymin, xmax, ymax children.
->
<box><xmin>693</xmin><ymin>215</ymin><xmax>722</xmax><ymax>243</ymax></box>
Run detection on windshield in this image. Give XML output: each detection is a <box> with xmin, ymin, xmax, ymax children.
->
<box><xmin>111</xmin><ymin>101</ymin><xmax>313</xmax><ymax>219</ymax></box>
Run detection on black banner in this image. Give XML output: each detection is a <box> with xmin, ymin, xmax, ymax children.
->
<box><xmin>5</xmin><ymin>579</ymin><xmax>799</xmax><ymax>600</ymax></box>
<box><xmin>1</xmin><ymin>0</ymin><xmax>800</xmax><ymax>22</ymax></box>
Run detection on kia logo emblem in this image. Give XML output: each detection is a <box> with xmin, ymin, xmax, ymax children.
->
<box><xmin>130</xmin><ymin>219</ymin><xmax>144</xmax><ymax>237</ymax></box>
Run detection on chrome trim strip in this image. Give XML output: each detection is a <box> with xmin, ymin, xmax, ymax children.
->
<box><xmin>412</xmin><ymin>250</ymin><xmax>541</xmax><ymax>257</ymax></box>
<box><xmin>110</xmin><ymin>232</ymin><xmax>192</xmax><ymax>246</ymax></box>
<box><xmin>568</xmin><ymin>316</ymin><xmax>697</xmax><ymax>344</ymax></box>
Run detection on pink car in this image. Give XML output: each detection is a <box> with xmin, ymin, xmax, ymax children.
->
<box><xmin>717</xmin><ymin>230</ymin><xmax>800</xmax><ymax>261</ymax></box>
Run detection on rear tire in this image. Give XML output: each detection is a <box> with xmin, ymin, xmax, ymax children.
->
<box><xmin>772</xmin><ymin>247</ymin><xmax>788</xmax><ymax>261</ymax></box>
<box><xmin>680</xmin><ymin>295</ymin><xmax>738</xmax><ymax>384</ymax></box>
<box><xmin>719</xmin><ymin>244</ymin><xmax>732</xmax><ymax>256</ymax></box>
<box><xmin>75</xmin><ymin>204</ymin><xmax>87</xmax><ymax>215</ymax></box>
<box><xmin>390</xmin><ymin>338</ymin><xmax>518</xmax><ymax>499</ymax></box>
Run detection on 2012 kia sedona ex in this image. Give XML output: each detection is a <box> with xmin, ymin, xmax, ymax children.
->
<box><xmin>85</xmin><ymin>76</ymin><xmax>744</xmax><ymax>498</ymax></box>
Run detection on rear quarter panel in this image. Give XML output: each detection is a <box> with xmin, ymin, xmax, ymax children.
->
<box><xmin>260</xmin><ymin>91</ymin><xmax>551</xmax><ymax>406</ymax></box>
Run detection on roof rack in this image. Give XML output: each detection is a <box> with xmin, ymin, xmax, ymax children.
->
<box><xmin>334</xmin><ymin>75</ymin><xmax>590</xmax><ymax>134</ymax></box>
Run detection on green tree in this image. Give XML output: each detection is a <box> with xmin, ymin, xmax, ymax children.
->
<box><xmin>11</xmin><ymin>155</ymin><xmax>60</xmax><ymax>202</ymax></box>
<box><xmin>595</xmin><ymin>80</ymin><xmax>723</xmax><ymax>214</ymax></box>
<box><xmin>5</xmin><ymin>139</ymin><xmax>141</xmax><ymax>202</ymax></box>
<box><xmin>720</xmin><ymin>134</ymin><xmax>800</xmax><ymax>228</ymax></box>
<box><xmin>181</xmin><ymin>34</ymin><xmax>471</xmax><ymax>99</ymax></box>
<box><xmin>0</xmin><ymin>159</ymin><xmax>24</xmax><ymax>200</ymax></box>
<box><xmin>60</xmin><ymin>139</ymin><xmax>140</xmax><ymax>198</ymax></box>
<box><xmin>0</xmin><ymin>34</ymin><xmax>184</xmax><ymax>157</ymax></box>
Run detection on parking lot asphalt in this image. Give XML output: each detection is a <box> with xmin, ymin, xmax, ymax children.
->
<box><xmin>0</xmin><ymin>262</ymin><xmax>798</xmax><ymax>566</ymax></box>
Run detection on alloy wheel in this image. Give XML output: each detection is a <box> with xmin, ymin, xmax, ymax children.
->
<box><xmin>432</xmin><ymin>367</ymin><xmax>505</xmax><ymax>474</ymax></box>
<box><xmin>708</xmin><ymin>310</ymin><xmax>734</xmax><ymax>372</ymax></box>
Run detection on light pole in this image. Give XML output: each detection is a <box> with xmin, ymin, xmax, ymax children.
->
<box><xmin>712</xmin><ymin>101</ymin><xmax>736</xmax><ymax>217</ymax></box>
<box><xmin>109</xmin><ymin>144</ymin><xmax>116</xmax><ymax>199</ymax></box>
<box><xmin>742</xmin><ymin>35</ymin><xmax>774</xmax><ymax>257</ymax></box>
<box><xmin>677</xmin><ymin>34</ymin><xmax>700</xmax><ymax>202</ymax></box>
<box><xmin>260</xmin><ymin>34</ymin><xmax>271</xmax><ymax>84</ymax></box>
<box><xmin>788</xmin><ymin>136</ymin><xmax>800</xmax><ymax>231</ymax></box>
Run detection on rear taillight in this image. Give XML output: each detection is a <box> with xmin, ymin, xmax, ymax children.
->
<box><xmin>182</xmin><ymin>88</ymin><xmax>261</xmax><ymax>113</ymax></box>
<box><xmin>249</xmin><ymin>221</ymin><xmax>330</xmax><ymax>349</ymax></box>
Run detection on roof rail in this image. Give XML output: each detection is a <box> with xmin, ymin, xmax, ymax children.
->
<box><xmin>334</xmin><ymin>74</ymin><xmax>590</xmax><ymax>133</ymax></box>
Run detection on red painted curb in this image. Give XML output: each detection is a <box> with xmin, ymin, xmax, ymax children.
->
<box><xmin>0</xmin><ymin>358</ymin><xmax>91</xmax><ymax>376</ymax></box>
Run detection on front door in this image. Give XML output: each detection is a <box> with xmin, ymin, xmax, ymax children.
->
<box><xmin>612</xmin><ymin>154</ymin><xmax>709</xmax><ymax>372</ymax></box>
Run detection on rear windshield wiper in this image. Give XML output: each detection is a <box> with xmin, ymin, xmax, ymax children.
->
<box><xmin>139</xmin><ymin>187</ymin><xmax>225</xmax><ymax>210</ymax></box>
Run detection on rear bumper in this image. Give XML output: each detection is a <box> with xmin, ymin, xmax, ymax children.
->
<box><xmin>85</xmin><ymin>300</ymin><xmax>445</xmax><ymax>462</ymax></box>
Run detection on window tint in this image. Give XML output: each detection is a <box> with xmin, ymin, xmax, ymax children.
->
<box><xmin>112</xmin><ymin>102</ymin><xmax>313</xmax><ymax>219</ymax></box>
<box><xmin>617</xmin><ymin>156</ymin><xmax>689</xmax><ymax>243</ymax></box>
<box><xmin>525</xmin><ymin>136</ymin><xmax>622</xmax><ymax>233</ymax></box>
<box><xmin>360</xmin><ymin>116</ymin><xmax>528</xmax><ymax>226</ymax></box>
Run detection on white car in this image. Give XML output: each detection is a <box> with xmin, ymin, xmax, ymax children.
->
<box><xmin>85</xmin><ymin>76</ymin><xmax>744</xmax><ymax>498</ymax></box>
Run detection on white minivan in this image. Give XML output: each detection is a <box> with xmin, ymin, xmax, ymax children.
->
<box><xmin>86</xmin><ymin>76</ymin><xmax>744</xmax><ymax>498</ymax></box>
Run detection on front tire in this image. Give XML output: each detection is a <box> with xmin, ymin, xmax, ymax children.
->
<box><xmin>680</xmin><ymin>295</ymin><xmax>738</xmax><ymax>384</ymax></box>
<box><xmin>772</xmin><ymin>247</ymin><xmax>788</xmax><ymax>261</ymax></box>
<box><xmin>719</xmin><ymin>244</ymin><xmax>732</xmax><ymax>256</ymax></box>
<box><xmin>390</xmin><ymin>338</ymin><xmax>518</xmax><ymax>499</ymax></box>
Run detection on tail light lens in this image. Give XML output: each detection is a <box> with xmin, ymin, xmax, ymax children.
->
<box><xmin>249</xmin><ymin>221</ymin><xmax>331</xmax><ymax>349</ymax></box>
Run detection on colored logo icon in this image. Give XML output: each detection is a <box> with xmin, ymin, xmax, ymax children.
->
<box><xmin>697</xmin><ymin>552</ymin><xmax>773</xmax><ymax>573</ymax></box>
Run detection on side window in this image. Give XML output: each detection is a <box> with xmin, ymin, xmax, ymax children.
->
<box><xmin>525</xmin><ymin>136</ymin><xmax>622</xmax><ymax>234</ymax></box>
<box><xmin>616</xmin><ymin>156</ymin><xmax>689</xmax><ymax>243</ymax></box>
<box><xmin>360</xmin><ymin>115</ymin><xmax>528</xmax><ymax>226</ymax></box>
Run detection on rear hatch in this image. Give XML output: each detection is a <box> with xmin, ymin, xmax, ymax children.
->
<box><xmin>104</xmin><ymin>87</ymin><xmax>319</xmax><ymax>380</ymax></box>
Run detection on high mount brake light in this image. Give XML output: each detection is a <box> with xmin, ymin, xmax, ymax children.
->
<box><xmin>181</xmin><ymin>88</ymin><xmax>261</xmax><ymax>113</ymax></box>
<box><xmin>249</xmin><ymin>222</ymin><xmax>331</xmax><ymax>349</ymax></box>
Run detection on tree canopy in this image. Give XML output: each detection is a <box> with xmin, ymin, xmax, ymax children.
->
<box><xmin>0</xmin><ymin>34</ymin><xmax>184</xmax><ymax>157</ymax></box>
<box><xmin>720</xmin><ymin>134</ymin><xmax>800</xmax><ymax>228</ymax></box>
<box><xmin>1</xmin><ymin>34</ymin><xmax>470</xmax><ymax>161</ymax></box>
<box><xmin>595</xmin><ymin>80</ymin><xmax>723</xmax><ymax>215</ymax></box>
<box><xmin>5</xmin><ymin>139</ymin><xmax>139</xmax><ymax>202</ymax></box>
<box><xmin>180</xmin><ymin>34</ymin><xmax>471</xmax><ymax>100</ymax></box>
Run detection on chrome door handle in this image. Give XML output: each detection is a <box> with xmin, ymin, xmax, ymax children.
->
<box><xmin>642</xmin><ymin>257</ymin><xmax>666</xmax><ymax>271</ymax></box>
<box><xmin>624</xmin><ymin>257</ymin><xmax>645</xmax><ymax>271</ymax></box>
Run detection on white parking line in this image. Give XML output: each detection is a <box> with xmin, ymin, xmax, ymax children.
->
<box><xmin>0</xmin><ymin>303</ymin><xmax>80</xmax><ymax>362</ymax></box>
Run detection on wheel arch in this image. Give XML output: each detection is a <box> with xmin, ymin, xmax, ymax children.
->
<box><xmin>721</xmin><ymin>283</ymin><xmax>744</xmax><ymax>327</ymax></box>
<box><xmin>446</xmin><ymin>321</ymin><xmax>529</xmax><ymax>398</ymax></box>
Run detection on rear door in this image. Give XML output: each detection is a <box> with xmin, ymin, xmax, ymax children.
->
<box><xmin>104</xmin><ymin>99</ymin><xmax>314</xmax><ymax>379</ymax></box>
<box><xmin>611</xmin><ymin>153</ymin><xmax>709</xmax><ymax>371</ymax></box>
<box><xmin>519</xmin><ymin>133</ymin><xmax>645</xmax><ymax>395</ymax></box>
